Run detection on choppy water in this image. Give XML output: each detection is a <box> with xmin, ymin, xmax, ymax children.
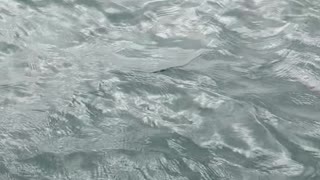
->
<box><xmin>1</xmin><ymin>0</ymin><xmax>320</xmax><ymax>179</ymax></box>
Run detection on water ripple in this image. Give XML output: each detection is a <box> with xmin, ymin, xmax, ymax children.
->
<box><xmin>1</xmin><ymin>0</ymin><xmax>320</xmax><ymax>179</ymax></box>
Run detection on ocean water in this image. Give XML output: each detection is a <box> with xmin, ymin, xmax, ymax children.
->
<box><xmin>1</xmin><ymin>0</ymin><xmax>320</xmax><ymax>179</ymax></box>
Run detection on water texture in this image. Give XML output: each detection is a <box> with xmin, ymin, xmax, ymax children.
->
<box><xmin>0</xmin><ymin>0</ymin><xmax>320</xmax><ymax>179</ymax></box>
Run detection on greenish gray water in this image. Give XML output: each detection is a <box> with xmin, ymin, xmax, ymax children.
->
<box><xmin>1</xmin><ymin>0</ymin><xmax>320</xmax><ymax>179</ymax></box>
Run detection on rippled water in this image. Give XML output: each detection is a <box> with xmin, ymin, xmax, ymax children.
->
<box><xmin>1</xmin><ymin>0</ymin><xmax>320</xmax><ymax>179</ymax></box>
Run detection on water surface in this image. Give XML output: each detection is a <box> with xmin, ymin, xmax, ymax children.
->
<box><xmin>1</xmin><ymin>0</ymin><xmax>320</xmax><ymax>179</ymax></box>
